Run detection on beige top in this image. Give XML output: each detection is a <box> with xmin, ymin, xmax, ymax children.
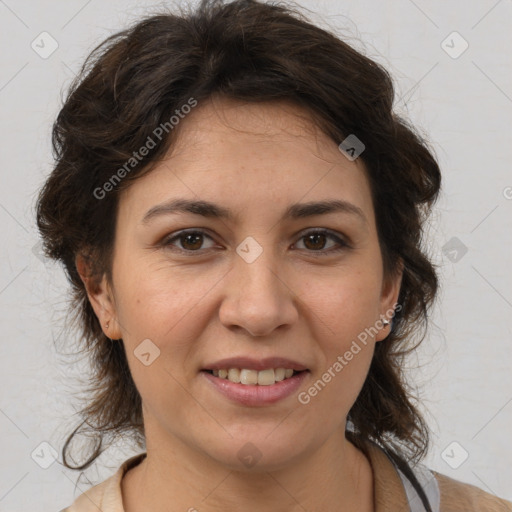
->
<box><xmin>62</xmin><ymin>443</ymin><xmax>512</xmax><ymax>511</ymax></box>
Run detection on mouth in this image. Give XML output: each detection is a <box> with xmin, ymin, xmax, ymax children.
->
<box><xmin>202</xmin><ymin>368</ymin><xmax>307</xmax><ymax>386</ymax></box>
<box><xmin>200</xmin><ymin>367</ymin><xmax>310</xmax><ymax>406</ymax></box>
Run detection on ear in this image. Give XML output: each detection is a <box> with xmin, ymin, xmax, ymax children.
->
<box><xmin>375</xmin><ymin>258</ymin><xmax>404</xmax><ymax>342</ymax></box>
<box><xmin>75</xmin><ymin>254</ymin><xmax>122</xmax><ymax>340</ymax></box>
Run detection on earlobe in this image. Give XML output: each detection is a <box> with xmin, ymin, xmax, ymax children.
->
<box><xmin>75</xmin><ymin>254</ymin><xmax>122</xmax><ymax>340</ymax></box>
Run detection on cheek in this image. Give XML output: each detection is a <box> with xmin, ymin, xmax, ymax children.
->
<box><xmin>112</xmin><ymin>268</ymin><xmax>213</xmax><ymax>416</ymax></box>
<box><xmin>112</xmin><ymin>262</ymin><xmax>225</xmax><ymax>394</ymax></box>
<box><xmin>299</xmin><ymin>325</ymin><xmax>375</xmax><ymax>426</ymax></box>
<box><xmin>303</xmin><ymin>268</ymin><xmax>383</xmax><ymax>346</ymax></box>
<box><xmin>114</xmin><ymin>256</ymin><xmax>219</xmax><ymax>337</ymax></box>
<box><xmin>297</xmin><ymin>271</ymin><xmax>380</xmax><ymax>410</ymax></box>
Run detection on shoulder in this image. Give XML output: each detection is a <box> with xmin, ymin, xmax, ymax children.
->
<box><xmin>60</xmin><ymin>453</ymin><xmax>147</xmax><ymax>512</ymax></box>
<box><xmin>363</xmin><ymin>439</ymin><xmax>512</xmax><ymax>512</ymax></box>
<box><xmin>433</xmin><ymin>471</ymin><xmax>512</xmax><ymax>512</ymax></box>
<box><xmin>59</xmin><ymin>477</ymin><xmax>112</xmax><ymax>512</ymax></box>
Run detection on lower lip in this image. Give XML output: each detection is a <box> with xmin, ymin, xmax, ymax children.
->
<box><xmin>201</xmin><ymin>370</ymin><xmax>309</xmax><ymax>406</ymax></box>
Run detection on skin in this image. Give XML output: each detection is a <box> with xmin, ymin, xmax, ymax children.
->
<box><xmin>78</xmin><ymin>96</ymin><xmax>403</xmax><ymax>512</ymax></box>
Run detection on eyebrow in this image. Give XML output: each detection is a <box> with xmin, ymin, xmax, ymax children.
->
<box><xmin>142</xmin><ymin>198</ymin><xmax>368</xmax><ymax>226</ymax></box>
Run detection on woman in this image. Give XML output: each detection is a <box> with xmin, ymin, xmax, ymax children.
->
<box><xmin>37</xmin><ymin>0</ymin><xmax>511</xmax><ymax>510</ymax></box>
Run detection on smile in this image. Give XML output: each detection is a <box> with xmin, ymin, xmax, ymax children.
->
<box><xmin>206</xmin><ymin>368</ymin><xmax>298</xmax><ymax>385</ymax></box>
<box><xmin>201</xmin><ymin>369</ymin><xmax>309</xmax><ymax>406</ymax></box>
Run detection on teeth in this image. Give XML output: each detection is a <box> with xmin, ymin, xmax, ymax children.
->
<box><xmin>210</xmin><ymin>367</ymin><xmax>299</xmax><ymax>385</ymax></box>
<box><xmin>274</xmin><ymin>368</ymin><xmax>286</xmax><ymax>382</ymax></box>
<box><xmin>257</xmin><ymin>369</ymin><xmax>274</xmax><ymax>385</ymax></box>
<box><xmin>228</xmin><ymin>368</ymin><xmax>240</xmax><ymax>383</ymax></box>
<box><xmin>240</xmin><ymin>369</ymin><xmax>259</xmax><ymax>385</ymax></box>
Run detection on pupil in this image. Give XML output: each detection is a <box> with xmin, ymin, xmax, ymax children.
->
<box><xmin>305</xmin><ymin>233</ymin><xmax>325</xmax><ymax>250</ymax></box>
<box><xmin>183</xmin><ymin>233</ymin><xmax>202</xmax><ymax>250</ymax></box>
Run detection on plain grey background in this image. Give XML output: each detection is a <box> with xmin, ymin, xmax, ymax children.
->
<box><xmin>0</xmin><ymin>0</ymin><xmax>511</xmax><ymax>509</ymax></box>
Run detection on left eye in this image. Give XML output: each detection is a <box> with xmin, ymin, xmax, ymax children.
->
<box><xmin>293</xmin><ymin>229</ymin><xmax>348</xmax><ymax>253</ymax></box>
<box><xmin>162</xmin><ymin>229</ymin><xmax>348</xmax><ymax>254</ymax></box>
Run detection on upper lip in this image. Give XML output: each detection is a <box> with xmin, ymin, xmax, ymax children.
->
<box><xmin>202</xmin><ymin>357</ymin><xmax>309</xmax><ymax>372</ymax></box>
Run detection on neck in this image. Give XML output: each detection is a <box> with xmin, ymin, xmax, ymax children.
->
<box><xmin>122</xmin><ymin>429</ymin><xmax>374</xmax><ymax>512</ymax></box>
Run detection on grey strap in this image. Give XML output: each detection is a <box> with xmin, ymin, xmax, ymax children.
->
<box><xmin>395</xmin><ymin>462</ymin><xmax>441</xmax><ymax>512</ymax></box>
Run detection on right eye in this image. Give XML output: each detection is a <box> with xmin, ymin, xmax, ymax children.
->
<box><xmin>162</xmin><ymin>229</ymin><xmax>218</xmax><ymax>253</ymax></box>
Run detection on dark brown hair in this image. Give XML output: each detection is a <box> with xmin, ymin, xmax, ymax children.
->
<box><xmin>36</xmin><ymin>0</ymin><xmax>441</xmax><ymax>477</ymax></box>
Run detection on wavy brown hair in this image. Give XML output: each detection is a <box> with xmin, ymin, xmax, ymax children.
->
<box><xmin>36</xmin><ymin>0</ymin><xmax>441</xmax><ymax>480</ymax></box>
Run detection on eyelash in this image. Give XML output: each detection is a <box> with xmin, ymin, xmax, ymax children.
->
<box><xmin>161</xmin><ymin>228</ymin><xmax>350</xmax><ymax>256</ymax></box>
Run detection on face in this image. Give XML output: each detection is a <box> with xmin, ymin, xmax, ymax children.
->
<box><xmin>83</xmin><ymin>97</ymin><xmax>402</xmax><ymax>472</ymax></box>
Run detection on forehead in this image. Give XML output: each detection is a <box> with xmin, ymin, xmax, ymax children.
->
<box><xmin>118</xmin><ymin>97</ymin><xmax>375</xmax><ymax>227</ymax></box>
<box><xmin>169</xmin><ymin>96</ymin><xmax>347</xmax><ymax>162</ymax></box>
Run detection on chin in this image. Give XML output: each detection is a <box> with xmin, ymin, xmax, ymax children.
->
<box><xmin>200</xmin><ymin>434</ymin><xmax>309</xmax><ymax>473</ymax></box>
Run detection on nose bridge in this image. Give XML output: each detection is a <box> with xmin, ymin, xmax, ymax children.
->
<box><xmin>237</xmin><ymin>245</ymin><xmax>280</xmax><ymax>295</ymax></box>
<box><xmin>219</xmin><ymin>238</ymin><xmax>297</xmax><ymax>336</ymax></box>
<box><xmin>234</xmin><ymin>239</ymin><xmax>284</xmax><ymax>306</ymax></box>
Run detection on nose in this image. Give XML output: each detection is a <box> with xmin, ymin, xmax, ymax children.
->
<box><xmin>218</xmin><ymin>247</ymin><xmax>299</xmax><ymax>337</ymax></box>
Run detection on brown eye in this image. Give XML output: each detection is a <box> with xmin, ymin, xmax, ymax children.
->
<box><xmin>303</xmin><ymin>232</ymin><xmax>328</xmax><ymax>250</ymax></box>
<box><xmin>179</xmin><ymin>232</ymin><xmax>204</xmax><ymax>250</ymax></box>
<box><xmin>161</xmin><ymin>228</ymin><xmax>348</xmax><ymax>256</ymax></box>
<box><xmin>294</xmin><ymin>229</ymin><xmax>349</xmax><ymax>254</ymax></box>
<box><xmin>163</xmin><ymin>230</ymin><xmax>216</xmax><ymax>252</ymax></box>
